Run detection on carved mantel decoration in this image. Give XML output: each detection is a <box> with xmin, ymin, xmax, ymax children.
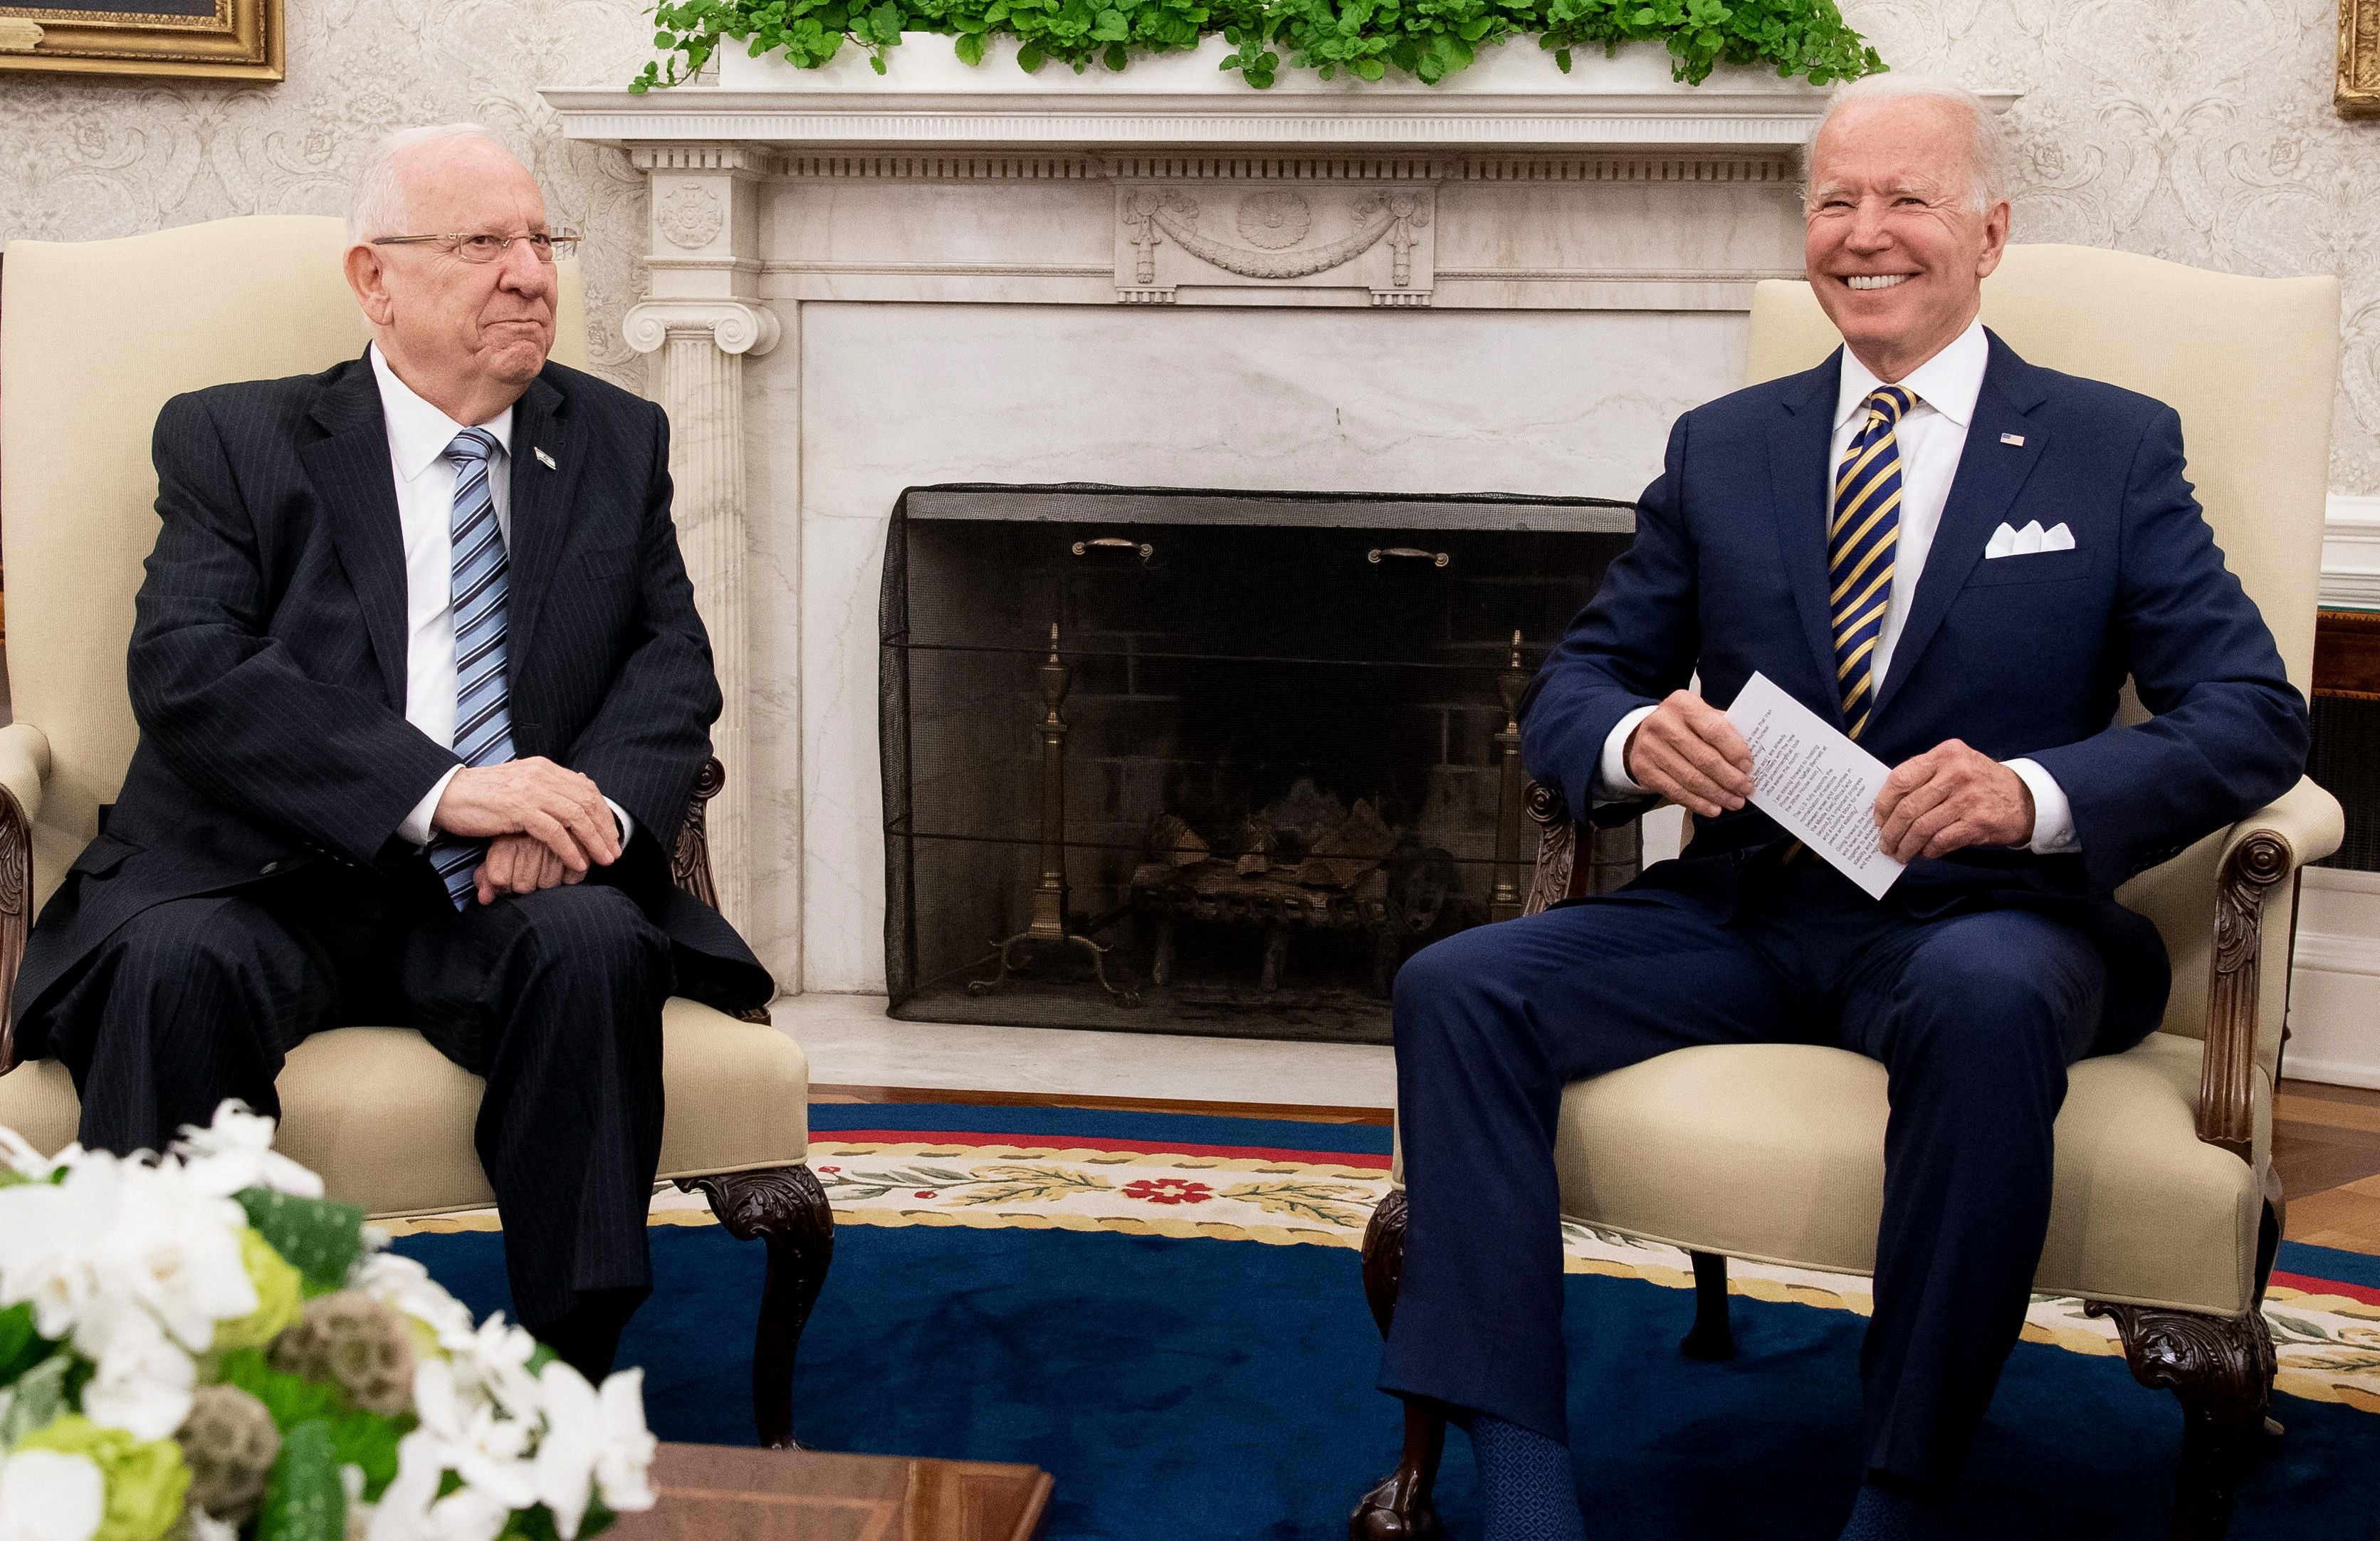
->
<box><xmin>1116</xmin><ymin>181</ymin><xmax>1435</xmax><ymax>304</ymax></box>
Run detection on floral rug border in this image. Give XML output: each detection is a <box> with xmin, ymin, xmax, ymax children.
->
<box><xmin>383</xmin><ymin>1137</ymin><xmax>2380</xmax><ymax>1416</ymax></box>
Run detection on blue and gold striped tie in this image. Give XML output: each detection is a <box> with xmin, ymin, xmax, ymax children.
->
<box><xmin>1829</xmin><ymin>385</ymin><xmax>1915</xmax><ymax>741</ymax></box>
<box><xmin>426</xmin><ymin>427</ymin><xmax>519</xmax><ymax>909</ymax></box>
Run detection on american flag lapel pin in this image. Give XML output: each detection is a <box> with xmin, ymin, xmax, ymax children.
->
<box><xmin>535</xmin><ymin>446</ymin><xmax>557</xmax><ymax>470</ymax></box>
<box><xmin>1999</xmin><ymin>432</ymin><xmax>2025</xmax><ymax>447</ymax></box>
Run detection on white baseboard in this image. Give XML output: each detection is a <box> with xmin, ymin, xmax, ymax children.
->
<box><xmin>2323</xmin><ymin>493</ymin><xmax>2380</xmax><ymax>609</ymax></box>
<box><xmin>2285</xmin><ymin>916</ymin><xmax>2380</xmax><ymax>1088</ymax></box>
<box><xmin>2280</xmin><ymin>1055</ymin><xmax>2380</xmax><ymax>1091</ymax></box>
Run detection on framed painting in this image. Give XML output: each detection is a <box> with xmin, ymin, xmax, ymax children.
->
<box><xmin>2347</xmin><ymin>0</ymin><xmax>2380</xmax><ymax>116</ymax></box>
<box><xmin>0</xmin><ymin>0</ymin><xmax>281</xmax><ymax>80</ymax></box>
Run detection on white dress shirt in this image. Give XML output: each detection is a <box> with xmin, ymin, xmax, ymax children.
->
<box><xmin>1596</xmin><ymin>318</ymin><xmax>2079</xmax><ymax>853</ymax></box>
<box><xmin>372</xmin><ymin>346</ymin><xmax>632</xmax><ymax>850</ymax></box>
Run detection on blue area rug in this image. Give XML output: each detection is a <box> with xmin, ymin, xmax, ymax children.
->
<box><xmin>391</xmin><ymin>1102</ymin><xmax>2380</xmax><ymax>1540</ymax></box>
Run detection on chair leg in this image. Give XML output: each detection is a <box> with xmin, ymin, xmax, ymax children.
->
<box><xmin>1681</xmin><ymin>1250</ymin><xmax>1736</xmax><ymax>1361</ymax></box>
<box><xmin>1352</xmin><ymin>1190</ymin><xmax>1445</xmax><ymax>1540</ymax></box>
<box><xmin>2085</xmin><ymin>1302</ymin><xmax>2275</xmax><ymax>1541</ymax></box>
<box><xmin>2253</xmin><ymin>1179</ymin><xmax>2287</xmax><ymax>1441</ymax></box>
<box><xmin>680</xmin><ymin>1164</ymin><xmax>836</xmax><ymax>1451</ymax></box>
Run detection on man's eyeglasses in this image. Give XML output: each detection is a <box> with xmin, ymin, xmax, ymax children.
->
<box><xmin>370</xmin><ymin>231</ymin><xmax>582</xmax><ymax>263</ymax></box>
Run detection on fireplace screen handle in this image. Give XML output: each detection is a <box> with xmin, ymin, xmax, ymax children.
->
<box><xmin>1368</xmin><ymin>546</ymin><xmax>1452</xmax><ymax>568</ymax></box>
<box><xmin>1071</xmin><ymin>537</ymin><xmax>1154</xmax><ymax>562</ymax></box>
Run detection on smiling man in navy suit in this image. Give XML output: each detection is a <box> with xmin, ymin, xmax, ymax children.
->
<box><xmin>1378</xmin><ymin>75</ymin><xmax>2307</xmax><ymax>1540</ymax></box>
<box><xmin>11</xmin><ymin>125</ymin><xmax>772</xmax><ymax>1380</ymax></box>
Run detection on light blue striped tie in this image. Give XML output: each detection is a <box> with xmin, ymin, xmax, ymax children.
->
<box><xmin>427</xmin><ymin>427</ymin><xmax>518</xmax><ymax>909</ymax></box>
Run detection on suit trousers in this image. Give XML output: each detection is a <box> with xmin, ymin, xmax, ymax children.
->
<box><xmin>28</xmin><ymin>855</ymin><xmax>676</xmax><ymax>1339</ymax></box>
<box><xmin>1378</xmin><ymin>851</ymin><xmax>2112</xmax><ymax>1486</ymax></box>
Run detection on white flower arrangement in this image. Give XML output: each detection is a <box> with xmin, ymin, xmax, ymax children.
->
<box><xmin>0</xmin><ymin>1104</ymin><xmax>657</xmax><ymax>1541</ymax></box>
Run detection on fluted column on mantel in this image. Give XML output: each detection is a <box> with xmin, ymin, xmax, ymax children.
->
<box><xmin>625</xmin><ymin>143</ymin><xmax>780</xmax><ymax>935</ymax></box>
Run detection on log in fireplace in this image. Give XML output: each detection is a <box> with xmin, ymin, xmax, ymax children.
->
<box><xmin>880</xmin><ymin>484</ymin><xmax>1639</xmax><ymax>1043</ymax></box>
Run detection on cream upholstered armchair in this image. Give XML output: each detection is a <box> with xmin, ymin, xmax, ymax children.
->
<box><xmin>1354</xmin><ymin>246</ymin><xmax>2344</xmax><ymax>1541</ymax></box>
<box><xmin>0</xmin><ymin>216</ymin><xmax>832</xmax><ymax>1448</ymax></box>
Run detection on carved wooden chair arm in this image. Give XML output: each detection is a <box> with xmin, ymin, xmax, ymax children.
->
<box><xmin>1519</xmin><ymin>778</ymin><xmax>1645</xmax><ymax>916</ymax></box>
<box><xmin>2195</xmin><ymin>775</ymin><xmax>2342</xmax><ymax>1162</ymax></box>
<box><xmin>0</xmin><ymin>725</ymin><xmax>53</xmax><ymax>1074</ymax></box>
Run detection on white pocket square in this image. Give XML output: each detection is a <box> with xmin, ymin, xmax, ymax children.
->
<box><xmin>1984</xmin><ymin>521</ymin><xmax>2075</xmax><ymax>558</ymax></box>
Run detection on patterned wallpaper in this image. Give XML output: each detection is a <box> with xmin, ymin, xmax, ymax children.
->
<box><xmin>1</xmin><ymin>0</ymin><xmax>2375</xmax><ymax>486</ymax></box>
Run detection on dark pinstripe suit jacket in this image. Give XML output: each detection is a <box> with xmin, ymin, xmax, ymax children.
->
<box><xmin>12</xmin><ymin>351</ymin><xmax>773</xmax><ymax>1043</ymax></box>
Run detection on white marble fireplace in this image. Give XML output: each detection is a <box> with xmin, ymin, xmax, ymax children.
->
<box><xmin>547</xmin><ymin>46</ymin><xmax>1998</xmax><ymax>998</ymax></box>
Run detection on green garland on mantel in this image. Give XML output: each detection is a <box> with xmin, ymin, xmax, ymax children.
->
<box><xmin>631</xmin><ymin>0</ymin><xmax>1882</xmax><ymax>94</ymax></box>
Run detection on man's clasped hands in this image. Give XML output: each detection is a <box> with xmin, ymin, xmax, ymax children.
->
<box><xmin>433</xmin><ymin>759</ymin><xmax>623</xmax><ymax>906</ymax></box>
<box><xmin>1623</xmin><ymin>688</ymin><xmax>2037</xmax><ymax>861</ymax></box>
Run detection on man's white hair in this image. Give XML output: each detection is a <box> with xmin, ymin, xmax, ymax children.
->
<box><xmin>347</xmin><ymin>124</ymin><xmax>508</xmax><ymax>243</ymax></box>
<box><xmin>1810</xmin><ymin>73</ymin><xmax>2008</xmax><ymax>214</ymax></box>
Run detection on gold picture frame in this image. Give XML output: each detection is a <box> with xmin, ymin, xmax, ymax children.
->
<box><xmin>2345</xmin><ymin>0</ymin><xmax>2380</xmax><ymax>116</ymax></box>
<box><xmin>0</xmin><ymin>0</ymin><xmax>281</xmax><ymax>80</ymax></box>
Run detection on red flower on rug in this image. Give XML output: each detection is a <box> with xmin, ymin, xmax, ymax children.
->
<box><xmin>914</xmin><ymin>1190</ymin><xmax>939</xmax><ymax>1198</ymax></box>
<box><xmin>1122</xmin><ymin>1178</ymin><xmax>1215</xmax><ymax>1206</ymax></box>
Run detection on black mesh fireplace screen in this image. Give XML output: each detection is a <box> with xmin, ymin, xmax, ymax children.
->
<box><xmin>880</xmin><ymin>484</ymin><xmax>1637</xmax><ymax>1044</ymax></box>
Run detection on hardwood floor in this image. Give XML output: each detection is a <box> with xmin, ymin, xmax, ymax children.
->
<box><xmin>817</xmin><ymin>1077</ymin><xmax>2380</xmax><ymax>1256</ymax></box>
<box><xmin>2276</xmin><ymin>1079</ymin><xmax>2380</xmax><ymax>1256</ymax></box>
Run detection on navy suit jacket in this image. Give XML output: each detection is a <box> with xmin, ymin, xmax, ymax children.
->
<box><xmin>13</xmin><ymin>352</ymin><xmax>774</xmax><ymax>1047</ymax></box>
<box><xmin>1520</xmin><ymin>332</ymin><xmax>2308</xmax><ymax>1042</ymax></box>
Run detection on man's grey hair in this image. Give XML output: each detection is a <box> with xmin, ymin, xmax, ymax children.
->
<box><xmin>347</xmin><ymin>124</ymin><xmax>507</xmax><ymax>243</ymax></box>
<box><xmin>1809</xmin><ymin>73</ymin><xmax>2008</xmax><ymax>214</ymax></box>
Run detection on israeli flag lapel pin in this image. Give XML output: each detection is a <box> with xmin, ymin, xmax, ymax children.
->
<box><xmin>1999</xmin><ymin>432</ymin><xmax>2025</xmax><ymax>447</ymax></box>
<box><xmin>534</xmin><ymin>446</ymin><xmax>557</xmax><ymax>470</ymax></box>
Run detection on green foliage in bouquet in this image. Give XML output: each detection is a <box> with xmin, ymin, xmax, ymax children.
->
<box><xmin>256</xmin><ymin>1421</ymin><xmax>342</xmax><ymax>1541</ymax></box>
<box><xmin>215</xmin><ymin>1349</ymin><xmax>407</xmax><ymax>1501</ymax></box>
<box><xmin>0</xmin><ymin>1303</ymin><xmax>51</xmax><ymax>1386</ymax></box>
<box><xmin>234</xmin><ymin>1189</ymin><xmax>366</xmax><ymax>1296</ymax></box>
<box><xmin>630</xmin><ymin>0</ymin><xmax>1880</xmax><ymax>90</ymax></box>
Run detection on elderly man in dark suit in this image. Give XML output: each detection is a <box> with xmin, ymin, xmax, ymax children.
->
<box><xmin>1378</xmin><ymin>75</ymin><xmax>2307</xmax><ymax>1540</ymax></box>
<box><xmin>11</xmin><ymin>124</ymin><xmax>772</xmax><ymax>1378</ymax></box>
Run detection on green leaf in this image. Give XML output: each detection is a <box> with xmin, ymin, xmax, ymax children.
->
<box><xmin>955</xmin><ymin>28</ymin><xmax>986</xmax><ymax>59</ymax></box>
<box><xmin>235</xmin><ymin>1188</ymin><xmax>365</xmax><ymax>1295</ymax></box>
<box><xmin>257</xmin><ymin>1420</ymin><xmax>344</xmax><ymax>1541</ymax></box>
<box><xmin>0</xmin><ymin>1352</ymin><xmax>70</xmax><ymax>1448</ymax></box>
<box><xmin>0</xmin><ymin>1302</ymin><xmax>53</xmax><ymax>1385</ymax></box>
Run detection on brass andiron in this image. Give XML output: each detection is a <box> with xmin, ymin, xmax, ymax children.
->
<box><xmin>1489</xmin><ymin>630</ymin><xmax>1529</xmax><ymax>922</ymax></box>
<box><xmin>969</xmin><ymin>622</ymin><xmax>1142</xmax><ymax>1008</ymax></box>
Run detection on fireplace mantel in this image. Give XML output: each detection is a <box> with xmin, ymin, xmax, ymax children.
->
<box><xmin>546</xmin><ymin>40</ymin><xmax>1945</xmax><ymax>153</ymax></box>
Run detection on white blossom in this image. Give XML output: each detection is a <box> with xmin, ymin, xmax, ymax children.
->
<box><xmin>0</xmin><ymin>1149</ymin><xmax>255</xmax><ymax>1353</ymax></box>
<box><xmin>73</xmin><ymin>1299</ymin><xmax>196</xmax><ymax>1440</ymax></box>
<box><xmin>367</xmin><ymin>1431</ymin><xmax>513</xmax><ymax>1541</ymax></box>
<box><xmin>531</xmin><ymin>1364</ymin><xmax>658</xmax><ymax>1538</ymax></box>
<box><xmin>0</xmin><ymin>1448</ymin><xmax>105</xmax><ymax>1541</ymax></box>
<box><xmin>351</xmin><ymin>1253</ymin><xmax>474</xmax><ymax>1344</ymax></box>
<box><xmin>170</xmin><ymin>1101</ymin><xmax>324</xmax><ymax>1200</ymax></box>
<box><xmin>184</xmin><ymin>1513</ymin><xmax>239</xmax><ymax>1541</ymax></box>
<box><xmin>440</xmin><ymin>1315</ymin><xmax>544</xmax><ymax>1421</ymax></box>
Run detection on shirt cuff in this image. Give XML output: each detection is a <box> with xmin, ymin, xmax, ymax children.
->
<box><xmin>1598</xmin><ymin>706</ymin><xmax>1660</xmax><ymax>800</ymax></box>
<box><xmin>2004</xmin><ymin>758</ymin><xmax>2080</xmax><ymax>854</ymax></box>
<box><xmin>399</xmin><ymin>766</ymin><xmax>464</xmax><ymax>849</ymax></box>
<box><xmin>605</xmin><ymin>798</ymin><xmax>635</xmax><ymax>847</ymax></box>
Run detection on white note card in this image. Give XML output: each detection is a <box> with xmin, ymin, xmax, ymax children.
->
<box><xmin>1722</xmin><ymin>672</ymin><xmax>1907</xmax><ymax>899</ymax></box>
